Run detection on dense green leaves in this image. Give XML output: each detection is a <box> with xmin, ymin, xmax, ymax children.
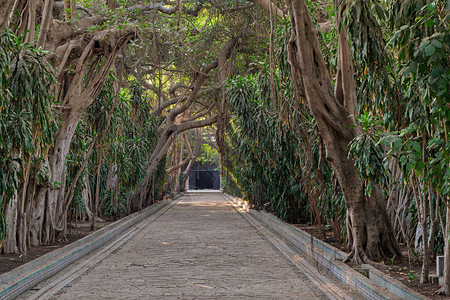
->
<box><xmin>349</xmin><ymin>112</ymin><xmax>389</xmax><ymax>196</ymax></box>
<box><xmin>67</xmin><ymin>77</ymin><xmax>165</xmax><ymax>219</ymax></box>
<box><xmin>225</xmin><ymin>19</ymin><xmax>345</xmax><ymax>227</ymax></box>
<box><xmin>387</xmin><ymin>0</ymin><xmax>449</xmax><ymax>196</ymax></box>
<box><xmin>0</xmin><ymin>28</ymin><xmax>57</xmax><ymax>239</ymax></box>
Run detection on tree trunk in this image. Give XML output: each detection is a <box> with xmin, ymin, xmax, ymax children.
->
<box><xmin>2</xmin><ymin>157</ymin><xmax>21</xmax><ymax>254</ymax></box>
<box><xmin>23</xmin><ymin>174</ymin><xmax>37</xmax><ymax>251</ymax></box>
<box><xmin>26</xmin><ymin>0</ymin><xmax>36</xmax><ymax>45</ymax></box>
<box><xmin>172</xmin><ymin>135</ymin><xmax>185</xmax><ymax>194</ymax></box>
<box><xmin>439</xmin><ymin>202</ymin><xmax>450</xmax><ymax>295</ymax></box>
<box><xmin>0</xmin><ymin>0</ymin><xmax>16</xmax><ymax>32</ymax></box>
<box><xmin>44</xmin><ymin>29</ymin><xmax>132</xmax><ymax>239</ymax></box>
<box><xmin>411</xmin><ymin>174</ymin><xmax>440</xmax><ymax>284</ymax></box>
<box><xmin>29</xmin><ymin>183</ymin><xmax>47</xmax><ymax>246</ymax></box>
<box><xmin>181</xmin><ymin>129</ymin><xmax>203</xmax><ymax>190</ymax></box>
<box><xmin>91</xmin><ymin>148</ymin><xmax>102</xmax><ymax>231</ymax></box>
<box><xmin>69</xmin><ymin>0</ymin><xmax>76</xmax><ymax>20</ymax></box>
<box><xmin>81</xmin><ymin>176</ymin><xmax>93</xmax><ymax>222</ymax></box>
<box><xmin>2</xmin><ymin>189</ymin><xmax>18</xmax><ymax>254</ymax></box>
<box><xmin>285</xmin><ymin>0</ymin><xmax>400</xmax><ymax>264</ymax></box>
<box><xmin>37</xmin><ymin>0</ymin><xmax>55</xmax><ymax>47</ymax></box>
<box><xmin>47</xmin><ymin>111</ymin><xmax>84</xmax><ymax>237</ymax></box>
<box><xmin>4</xmin><ymin>10</ymin><xmax>132</xmax><ymax>249</ymax></box>
<box><xmin>63</xmin><ymin>0</ymin><xmax>70</xmax><ymax>21</ymax></box>
<box><xmin>17</xmin><ymin>156</ymin><xmax>33</xmax><ymax>255</ymax></box>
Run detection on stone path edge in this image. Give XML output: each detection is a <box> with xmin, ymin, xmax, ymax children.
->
<box><xmin>224</xmin><ymin>193</ymin><xmax>429</xmax><ymax>300</ymax></box>
<box><xmin>0</xmin><ymin>195</ymin><xmax>181</xmax><ymax>300</ymax></box>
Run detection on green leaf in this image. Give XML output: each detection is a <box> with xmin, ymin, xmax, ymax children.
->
<box><xmin>393</xmin><ymin>137</ymin><xmax>403</xmax><ymax>150</ymax></box>
<box><xmin>431</xmin><ymin>39</ymin><xmax>442</xmax><ymax>48</ymax></box>
<box><xmin>424</xmin><ymin>44</ymin><xmax>436</xmax><ymax>56</ymax></box>
<box><xmin>418</xmin><ymin>40</ymin><xmax>430</xmax><ymax>50</ymax></box>
<box><xmin>410</xmin><ymin>141</ymin><xmax>421</xmax><ymax>152</ymax></box>
<box><xmin>400</xmin><ymin>25</ymin><xmax>409</xmax><ymax>31</ymax></box>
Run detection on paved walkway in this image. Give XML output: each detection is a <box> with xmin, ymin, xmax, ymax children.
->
<box><xmin>51</xmin><ymin>192</ymin><xmax>326</xmax><ymax>299</ymax></box>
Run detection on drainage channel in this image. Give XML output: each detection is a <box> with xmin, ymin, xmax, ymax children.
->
<box><xmin>223</xmin><ymin>194</ymin><xmax>362</xmax><ymax>300</ymax></box>
<box><xmin>15</xmin><ymin>199</ymin><xmax>179</xmax><ymax>300</ymax></box>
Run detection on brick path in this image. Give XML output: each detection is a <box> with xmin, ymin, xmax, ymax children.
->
<box><xmin>52</xmin><ymin>192</ymin><xmax>327</xmax><ymax>299</ymax></box>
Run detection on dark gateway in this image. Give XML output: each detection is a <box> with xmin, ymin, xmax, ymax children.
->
<box><xmin>188</xmin><ymin>162</ymin><xmax>220</xmax><ymax>190</ymax></box>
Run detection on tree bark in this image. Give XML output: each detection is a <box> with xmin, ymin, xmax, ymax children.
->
<box><xmin>37</xmin><ymin>0</ymin><xmax>55</xmax><ymax>47</ymax></box>
<box><xmin>0</xmin><ymin>0</ymin><xmax>16</xmax><ymax>32</ymax></box>
<box><xmin>91</xmin><ymin>148</ymin><xmax>102</xmax><ymax>231</ymax></box>
<box><xmin>181</xmin><ymin>129</ymin><xmax>203</xmax><ymax>190</ymax></box>
<box><xmin>26</xmin><ymin>0</ymin><xmax>36</xmax><ymax>44</ymax></box>
<box><xmin>172</xmin><ymin>136</ymin><xmax>185</xmax><ymax>194</ymax></box>
<box><xmin>439</xmin><ymin>202</ymin><xmax>450</xmax><ymax>295</ymax></box>
<box><xmin>63</xmin><ymin>0</ymin><xmax>70</xmax><ymax>21</ymax></box>
<box><xmin>2</xmin><ymin>180</ymin><xmax>18</xmax><ymax>254</ymax></box>
<box><xmin>29</xmin><ymin>163</ymin><xmax>49</xmax><ymax>247</ymax></box>
<box><xmin>411</xmin><ymin>174</ymin><xmax>439</xmax><ymax>284</ymax></box>
<box><xmin>70</xmin><ymin>0</ymin><xmax>76</xmax><ymax>19</ymax></box>
<box><xmin>285</xmin><ymin>0</ymin><xmax>400</xmax><ymax>264</ymax></box>
<box><xmin>82</xmin><ymin>176</ymin><xmax>93</xmax><ymax>222</ymax></box>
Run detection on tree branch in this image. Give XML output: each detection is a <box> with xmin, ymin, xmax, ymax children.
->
<box><xmin>46</xmin><ymin>16</ymin><xmax>106</xmax><ymax>50</ymax></box>
<box><xmin>249</xmin><ymin>0</ymin><xmax>284</xmax><ymax>17</ymax></box>
<box><xmin>76</xmin><ymin>5</ymin><xmax>94</xmax><ymax>17</ymax></box>
<box><xmin>151</xmin><ymin>96</ymin><xmax>186</xmax><ymax>116</ymax></box>
<box><xmin>166</xmin><ymin>60</ymin><xmax>219</xmax><ymax>123</ymax></box>
<box><xmin>183</xmin><ymin>103</ymin><xmax>214</xmax><ymax>123</ymax></box>
<box><xmin>127</xmin><ymin>1</ymin><xmax>204</xmax><ymax>16</ymax></box>
<box><xmin>167</xmin><ymin>156</ymin><xmax>191</xmax><ymax>173</ymax></box>
<box><xmin>222</xmin><ymin>3</ymin><xmax>256</xmax><ymax>13</ymax></box>
<box><xmin>172</xmin><ymin>115</ymin><xmax>218</xmax><ymax>134</ymax></box>
<box><xmin>169</xmin><ymin>84</ymin><xmax>190</xmax><ymax>95</ymax></box>
<box><xmin>334</xmin><ymin>0</ymin><xmax>358</xmax><ymax>117</ymax></box>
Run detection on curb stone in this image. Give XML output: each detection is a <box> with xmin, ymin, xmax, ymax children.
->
<box><xmin>0</xmin><ymin>193</ymin><xmax>182</xmax><ymax>300</ymax></box>
<box><xmin>224</xmin><ymin>193</ymin><xmax>429</xmax><ymax>300</ymax></box>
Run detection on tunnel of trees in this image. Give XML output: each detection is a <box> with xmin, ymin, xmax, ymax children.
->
<box><xmin>0</xmin><ymin>0</ymin><xmax>449</xmax><ymax>295</ymax></box>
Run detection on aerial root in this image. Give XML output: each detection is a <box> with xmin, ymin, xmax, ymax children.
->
<box><xmin>345</xmin><ymin>247</ymin><xmax>374</xmax><ymax>266</ymax></box>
